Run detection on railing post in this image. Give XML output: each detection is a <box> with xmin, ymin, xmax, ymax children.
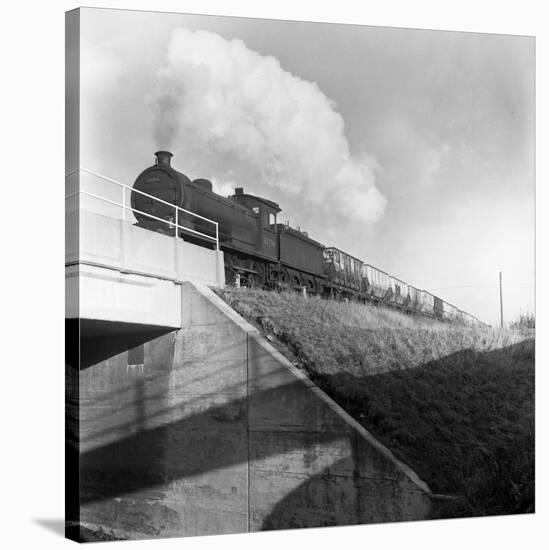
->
<box><xmin>216</xmin><ymin>222</ymin><xmax>219</xmax><ymax>250</ymax></box>
<box><xmin>175</xmin><ymin>207</ymin><xmax>178</xmax><ymax>238</ymax></box>
<box><xmin>122</xmin><ymin>186</ymin><xmax>126</xmax><ymax>221</ymax></box>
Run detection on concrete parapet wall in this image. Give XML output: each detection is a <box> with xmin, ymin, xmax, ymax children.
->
<box><xmin>66</xmin><ymin>209</ymin><xmax>224</xmax><ymax>287</ymax></box>
<box><xmin>73</xmin><ymin>282</ymin><xmax>431</xmax><ymax>541</ymax></box>
<box><xmin>65</xmin><ymin>209</ymin><xmax>225</xmax><ymax>326</ymax></box>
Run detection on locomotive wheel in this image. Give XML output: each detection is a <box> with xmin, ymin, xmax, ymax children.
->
<box><xmin>255</xmin><ymin>262</ymin><xmax>267</xmax><ymax>289</ymax></box>
<box><xmin>278</xmin><ymin>269</ymin><xmax>290</xmax><ymax>287</ymax></box>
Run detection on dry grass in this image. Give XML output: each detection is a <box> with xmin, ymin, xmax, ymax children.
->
<box><xmin>222</xmin><ymin>288</ymin><xmax>527</xmax><ymax>377</ymax></box>
<box><xmin>220</xmin><ymin>287</ymin><xmax>535</xmax><ymax>518</ymax></box>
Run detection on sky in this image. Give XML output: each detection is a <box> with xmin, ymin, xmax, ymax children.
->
<box><xmin>79</xmin><ymin>7</ymin><xmax>535</xmax><ymax>325</ymax></box>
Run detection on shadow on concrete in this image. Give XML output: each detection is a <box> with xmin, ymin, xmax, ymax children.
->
<box><xmin>66</xmin><ymin>319</ymin><xmax>174</xmax><ymax>370</ymax></box>
<box><xmin>260</xmin><ymin>455</ymin><xmax>377</xmax><ymax>531</ymax></box>
<box><xmin>65</xmin><ymin>319</ymin><xmax>176</xmax><ymax>528</ymax></box>
<box><xmin>78</xmin><ymin>380</ymin><xmax>338</xmax><ymax>506</ymax></box>
<box><xmin>67</xmin><ymin>320</ymin><xmax>348</xmax><ymax>538</ymax></box>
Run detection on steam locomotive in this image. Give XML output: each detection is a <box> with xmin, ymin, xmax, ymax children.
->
<box><xmin>131</xmin><ymin>151</ymin><xmax>480</xmax><ymax>325</ymax></box>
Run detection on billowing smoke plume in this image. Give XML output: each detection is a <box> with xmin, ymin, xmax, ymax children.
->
<box><xmin>152</xmin><ymin>29</ymin><xmax>386</xmax><ymax>224</ymax></box>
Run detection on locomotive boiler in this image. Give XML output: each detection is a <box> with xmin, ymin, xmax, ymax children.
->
<box><xmin>132</xmin><ymin>151</ymin><xmax>258</xmax><ymax>253</ymax></box>
<box><xmin>132</xmin><ymin>151</ymin><xmax>326</xmax><ymax>291</ymax></box>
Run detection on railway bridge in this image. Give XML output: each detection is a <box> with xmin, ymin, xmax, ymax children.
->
<box><xmin>65</xmin><ymin>168</ymin><xmax>432</xmax><ymax>541</ymax></box>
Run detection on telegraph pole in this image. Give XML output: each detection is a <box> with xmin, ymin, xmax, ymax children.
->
<box><xmin>499</xmin><ymin>271</ymin><xmax>504</xmax><ymax>328</ymax></box>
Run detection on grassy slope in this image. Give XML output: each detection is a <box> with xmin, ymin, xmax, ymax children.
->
<box><xmin>220</xmin><ymin>288</ymin><xmax>535</xmax><ymax>517</ymax></box>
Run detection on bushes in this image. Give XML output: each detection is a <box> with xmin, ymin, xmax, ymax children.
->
<box><xmin>510</xmin><ymin>313</ymin><xmax>535</xmax><ymax>331</ymax></box>
<box><xmin>321</xmin><ymin>344</ymin><xmax>534</xmax><ymax>516</ymax></box>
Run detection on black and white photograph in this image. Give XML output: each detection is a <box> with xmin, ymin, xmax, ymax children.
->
<box><xmin>64</xmin><ymin>4</ymin><xmax>538</xmax><ymax>542</ymax></box>
<box><xmin>64</xmin><ymin>6</ymin><xmax>536</xmax><ymax>542</ymax></box>
<box><xmin>3</xmin><ymin>2</ymin><xmax>546</xmax><ymax>549</ymax></box>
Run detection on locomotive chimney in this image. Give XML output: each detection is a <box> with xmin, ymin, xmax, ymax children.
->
<box><xmin>155</xmin><ymin>150</ymin><xmax>173</xmax><ymax>166</ymax></box>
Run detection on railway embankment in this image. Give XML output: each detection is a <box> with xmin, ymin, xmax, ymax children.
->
<box><xmin>220</xmin><ymin>288</ymin><xmax>535</xmax><ymax>518</ymax></box>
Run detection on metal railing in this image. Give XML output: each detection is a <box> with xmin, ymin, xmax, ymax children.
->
<box><xmin>65</xmin><ymin>167</ymin><xmax>219</xmax><ymax>250</ymax></box>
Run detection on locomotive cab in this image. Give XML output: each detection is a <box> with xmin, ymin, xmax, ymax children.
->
<box><xmin>231</xmin><ymin>188</ymin><xmax>280</xmax><ymax>229</ymax></box>
<box><xmin>230</xmin><ymin>188</ymin><xmax>281</xmax><ymax>259</ymax></box>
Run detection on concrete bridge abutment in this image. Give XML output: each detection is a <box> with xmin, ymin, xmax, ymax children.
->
<box><xmin>68</xmin><ymin>281</ymin><xmax>432</xmax><ymax>541</ymax></box>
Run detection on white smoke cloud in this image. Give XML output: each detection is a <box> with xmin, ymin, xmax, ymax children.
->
<box><xmin>152</xmin><ymin>28</ymin><xmax>386</xmax><ymax>224</ymax></box>
<box><xmin>210</xmin><ymin>176</ymin><xmax>236</xmax><ymax>198</ymax></box>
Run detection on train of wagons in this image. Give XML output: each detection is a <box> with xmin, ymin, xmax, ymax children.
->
<box><xmin>131</xmin><ymin>151</ymin><xmax>481</xmax><ymax>325</ymax></box>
